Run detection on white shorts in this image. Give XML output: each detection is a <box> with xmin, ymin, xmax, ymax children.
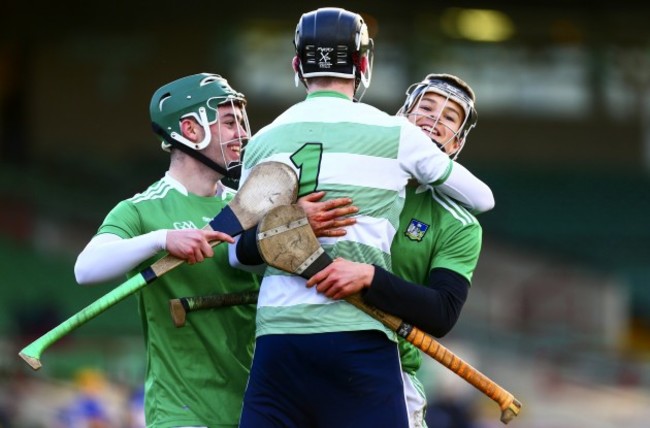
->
<box><xmin>402</xmin><ymin>370</ymin><xmax>428</xmax><ymax>428</ymax></box>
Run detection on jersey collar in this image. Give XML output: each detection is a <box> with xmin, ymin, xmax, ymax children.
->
<box><xmin>306</xmin><ymin>90</ymin><xmax>351</xmax><ymax>101</ymax></box>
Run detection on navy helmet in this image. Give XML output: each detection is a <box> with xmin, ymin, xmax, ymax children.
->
<box><xmin>294</xmin><ymin>7</ymin><xmax>374</xmax><ymax>95</ymax></box>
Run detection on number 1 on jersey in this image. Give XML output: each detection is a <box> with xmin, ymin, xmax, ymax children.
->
<box><xmin>290</xmin><ymin>143</ymin><xmax>323</xmax><ymax>197</ymax></box>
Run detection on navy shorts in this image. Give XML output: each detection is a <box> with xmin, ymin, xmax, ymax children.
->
<box><xmin>239</xmin><ymin>330</ymin><xmax>409</xmax><ymax>428</ymax></box>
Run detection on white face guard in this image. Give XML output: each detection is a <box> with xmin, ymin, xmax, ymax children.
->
<box><xmin>176</xmin><ymin>96</ymin><xmax>251</xmax><ymax>174</ymax></box>
<box><xmin>399</xmin><ymin>77</ymin><xmax>477</xmax><ymax>160</ymax></box>
<box><xmin>407</xmin><ymin>90</ymin><xmax>469</xmax><ymax>159</ymax></box>
<box><xmin>212</xmin><ymin>99</ymin><xmax>251</xmax><ymax>174</ymax></box>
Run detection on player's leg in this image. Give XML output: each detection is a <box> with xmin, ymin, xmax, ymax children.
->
<box><xmin>239</xmin><ymin>334</ymin><xmax>310</xmax><ymax>428</ymax></box>
<box><xmin>311</xmin><ymin>330</ymin><xmax>410</xmax><ymax>428</ymax></box>
<box><xmin>240</xmin><ymin>330</ymin><xmax>409</xmax><ymax>427</ymax></box>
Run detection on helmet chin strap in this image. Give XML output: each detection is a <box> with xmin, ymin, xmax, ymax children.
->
<box><xmin>151</xmin><ymin>122</ymin><xmax>241</xmax><ymax>179</ymax></box>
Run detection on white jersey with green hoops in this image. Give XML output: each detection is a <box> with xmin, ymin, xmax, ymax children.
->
<box><xmin>240</xmin><ymin>90</ymin><xmax>453</xmax><ymax>339</ymax></box>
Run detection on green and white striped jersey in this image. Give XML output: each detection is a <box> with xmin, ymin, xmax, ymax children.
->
<box><xmin>240</xmin><ymin>90</ymin><xmax>453</xmax><ymax>339</ymax></box>
<box><xmin>97</xmin><ymin>174</ymin><xmax>260</xmax><ymax>427</ymax></box>
<box><xmin>392</xmin><ymin>185</ymin><xmax>482</xmax><ymax>375</ymax></box>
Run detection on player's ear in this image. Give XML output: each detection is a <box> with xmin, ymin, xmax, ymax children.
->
<box><xmin>450</xmin><ymin>139</ymin><xmax>461</xmax><ymax>155</ymax></box>
<box><xmin>180</xmin><ymin>118</ymin><xmax>199</xmax><ymax>140</ymax></box>
<box><xmin>292</xmin><ymin>56</ymin><xmax>303</xmax><ymax>88</ymax></box>
<box><xmin>358</xmin><ymin>56</ymin><xmax>368</xmax><ymax>74</ymax></box>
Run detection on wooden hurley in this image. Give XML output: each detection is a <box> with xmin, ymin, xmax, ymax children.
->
<box><xmin>19</xmin><ymin>161</ymin><xmax>298</xmax><ymax>370</ymax></box>
<box><xmin>255</xmin><ymin>204</ymin><xmax>522</xmax><ymax>424</ymax></box>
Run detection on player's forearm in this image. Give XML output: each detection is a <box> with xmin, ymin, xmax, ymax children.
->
<box><xmin>363</xmin><ymin>266</ymin><xmax>469</xmax><ymax>337</ymax></box>
<box><xmin>228</xmin><ymin>226</ymin><xmax>267</xmax><ymax>274</ymax></box>
<box><xmin>437</xmin><ymin>162</ymin><xmax>494</xmax><ymax>214</ymax></box>
<box><xmin>74</xmin><ymin>231</ymin><xmax>167</xmax><ymax>285</ymax></box>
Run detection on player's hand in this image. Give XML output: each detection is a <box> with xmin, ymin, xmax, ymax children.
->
<box><xmin>305</xmin><ymin>258</ymin><xmax>374</xmax><ymax>300</ymax></box>
<box><xmin>297</xmin><ymin>191</ymin><xmax>358</xmax><ymax>238</ymax></box>
<box><xmin>166</xmin><ymin>229</ymin><xmax>234</xmax><ymax>264</ymax></box>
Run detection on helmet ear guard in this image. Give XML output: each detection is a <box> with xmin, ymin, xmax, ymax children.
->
<box><xmin>169</xmin><ymin>107</ymin><xmax>213</xmax><ymax>151</ymax></box>
<box><xmin>292</xmin><ymin>56</ymin><xmax>302</xmax><ymax>87</ymax></box>
<box><xmin>358</xmin><ymin>55</ymin><xmax>368</xmax><ymax>74</ymax></box>
<box><xmin>356</xmin><ymin>37</ymin><xmax>373</xmax><ymax>94</ymax></box>
<box><xmin>151</xmin><ymin>121</ymin><xmax>242</xmax><ymax>180</ymax></box>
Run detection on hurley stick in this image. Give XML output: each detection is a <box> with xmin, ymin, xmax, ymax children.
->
<box><xmin>344</xmin><ymin>293</ymin><xmax>521</xmax><ymax>423</ymax></box>
<box><xmin>169</xmin><ymin>290</ymin><xmax>259</xmax><ymax>327</ymax></box>
<box><xmin>255</xmin><ymin>204</ymin><xmax>522</xmax><ymax>424</ymax></box>
<box><xmin>18</xmin><ymin>162</ymin><xmax>298</xmax><ymax>370</ymax></box>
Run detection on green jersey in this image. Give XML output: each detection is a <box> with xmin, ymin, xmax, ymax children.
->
<box><xmin>97</xmin><ymin>174</ymin><xmax>259</xmax><ymax>427</ymax></box>
<box><xmin>240</xmin><ymin>91</ymin><xmax>453</xmax><ymax>340</ymax></box>
<box><xmin>391</xmin><ymin>185</ymin><xmax>482</xmax><ymax>375</ymax></box>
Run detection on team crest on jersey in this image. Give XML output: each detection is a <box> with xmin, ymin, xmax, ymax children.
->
<box><xmin>404</xmin><ymin>218</ymin><xmax>429</xmax><ymax>242</ymax></box>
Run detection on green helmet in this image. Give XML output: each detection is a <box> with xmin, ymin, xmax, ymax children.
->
<box><xmin>149</xmin><ymin>73</ymin><xmax>248</xmax><ymax>152</ymax></box>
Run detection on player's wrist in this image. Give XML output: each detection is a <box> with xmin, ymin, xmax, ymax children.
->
<box><xmin>152</xmin><ymin>229</ymin><xmax>169</xmax><ymax>251</ymax></box>
<box><xmin>363</xmin><ymin>264</ymin><xmax>376</xmax><ymax>288</ymax></box>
